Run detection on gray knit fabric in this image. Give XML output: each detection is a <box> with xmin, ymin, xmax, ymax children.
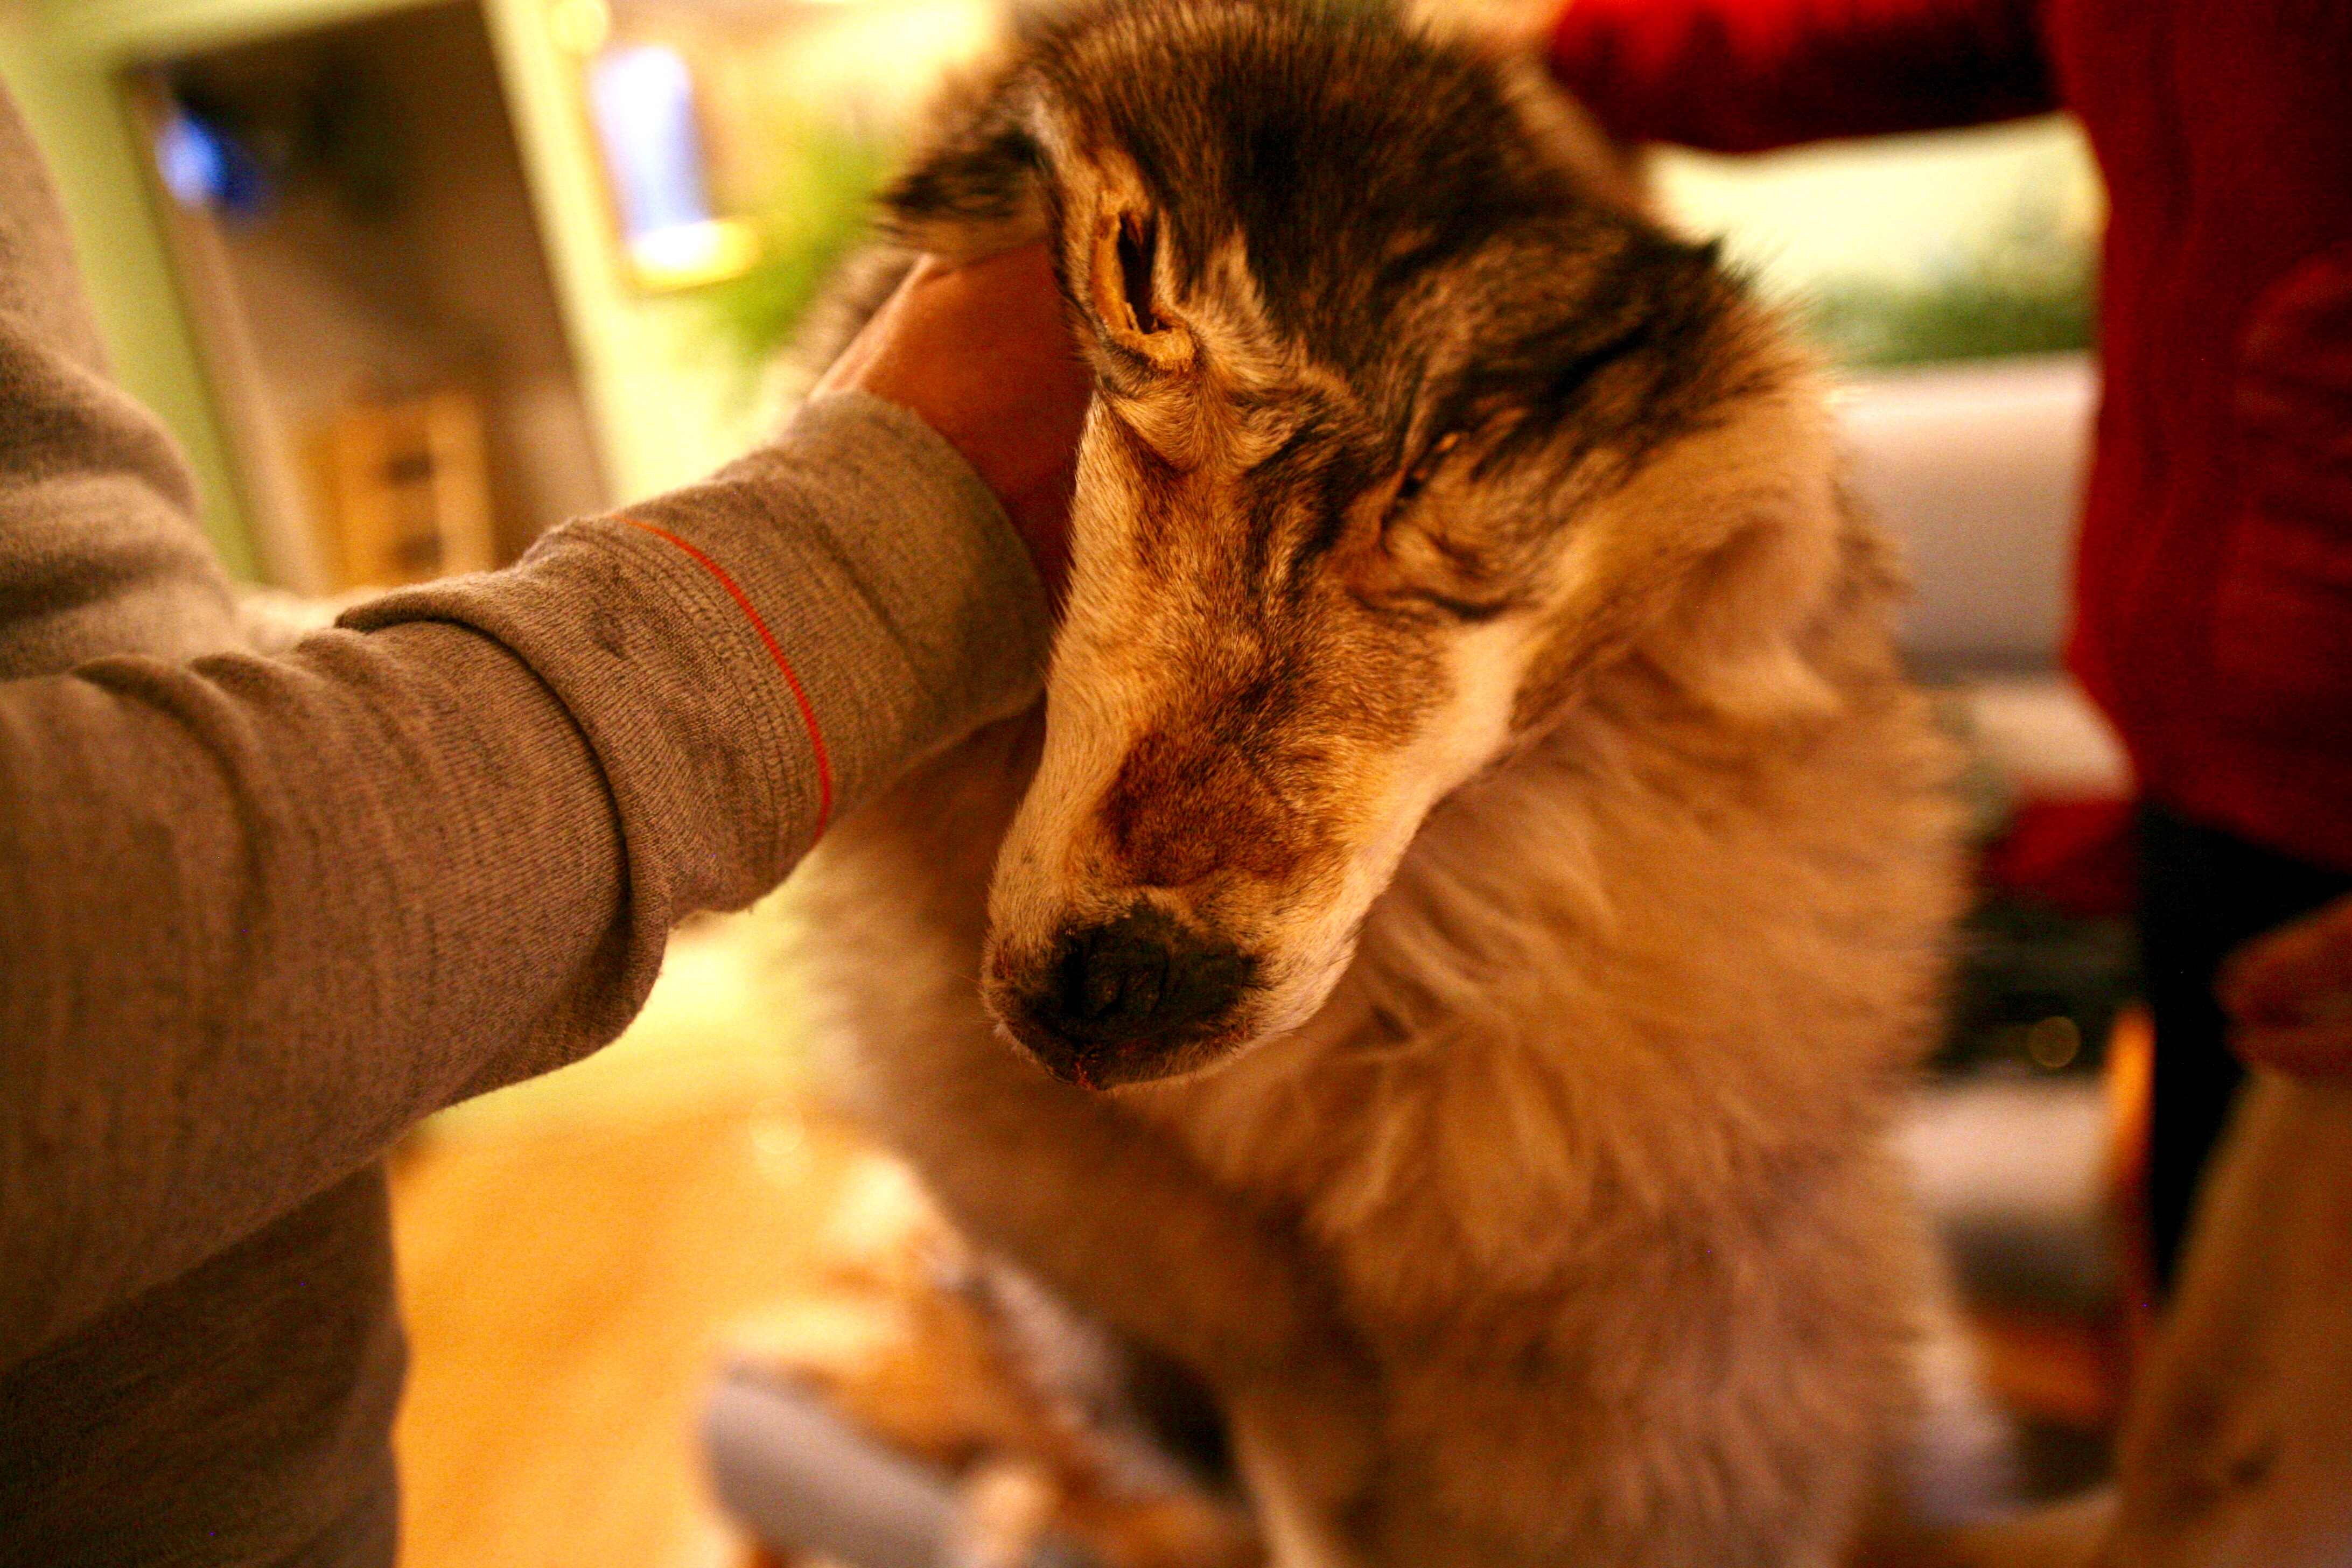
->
<box><xmin>0</xmin><ymin>82</ymin><xmax>1049</xmax><ymax>1566</ymax></box>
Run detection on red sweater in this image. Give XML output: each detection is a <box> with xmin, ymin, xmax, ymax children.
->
<box><xmin>1551</xmin><ymin>0</ymin><xmax>2352</xmax><ymax>874</ymax></box>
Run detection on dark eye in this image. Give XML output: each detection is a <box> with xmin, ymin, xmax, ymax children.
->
<box><xmin>1387</xmin><ymin>430</ymin><xmax>1462</xmax><ymax>518</ymax></box>
<box><xmin>1117</xmin><ymin>211</ymin><xmax>1161</xmax><ymax>335</ymax></box>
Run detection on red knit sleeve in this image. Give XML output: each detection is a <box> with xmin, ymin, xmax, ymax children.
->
<box><xmin>1549</xmin><ymin>0</ymin><xmax>2059</xmax><ymax>153</ymax></box>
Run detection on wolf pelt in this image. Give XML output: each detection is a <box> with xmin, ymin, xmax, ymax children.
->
<box><xmin>785</xmin><ymin>2</ymin><xmax>1968</xmax><ymax>1564</ymax></box>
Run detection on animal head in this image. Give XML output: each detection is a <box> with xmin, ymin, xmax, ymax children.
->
<box><xmin>888</xmin><ymin>0</ymin><xmax>1849</xmax><ymax>1088</ymax></box>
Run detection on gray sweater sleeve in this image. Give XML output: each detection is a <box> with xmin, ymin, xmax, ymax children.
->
<box><xmin>0</xmin><ymin>377</ymin><xmax>1049</xmax><ymax>1367</ymax></box>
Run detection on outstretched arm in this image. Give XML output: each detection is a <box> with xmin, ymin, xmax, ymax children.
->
<box><xmin>1546</xmin><ymin>0</ymin><xmax>2059</xmax><ymax>154</ymax></box>
<box><xmin>0</xmin><ymin>237</ymin><xmax>1082</xmax><ymax>1370</ymax></box>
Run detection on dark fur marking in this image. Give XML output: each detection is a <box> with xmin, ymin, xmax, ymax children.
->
<box><xmin>1441</xmin><ymin>233</ymin><xmax>1740</xmax><ymax>482</ymax></box>
<box><xmin>1242</xmin><ymin>419</ymin><xmax>1383</xmax><ymax>603</ymax></box>
<box><xmin>885</xmin><ymin>0</ymin><xmax>1759</xmax><ymax>556</ymax></box>
<box><xmin>880</xmin><ymin>102</ymin><xmax>1042</xmax><ymax>233</ymax></box>
<box><xmin>1102</xmin><ymin>727</ymin><xmax>1322</xmax><ymax>887</ymax></box>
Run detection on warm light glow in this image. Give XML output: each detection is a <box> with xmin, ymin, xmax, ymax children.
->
<box><xmin>628</xmin><ymin>218</ymin><xmax>762</xmax><ymax>291</ymax></box>
<box><xmin>546</xmin><ymin>0</ymin><xmax>611</xmax><ymax>57</ymax></box>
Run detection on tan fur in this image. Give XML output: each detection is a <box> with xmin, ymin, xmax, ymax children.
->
<box><xmin>782</xmin><ymin>4</ymin><xmax>1968</xmax><ymax>1563</ymax></box>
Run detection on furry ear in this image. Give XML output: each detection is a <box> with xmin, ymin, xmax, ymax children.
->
<box><xmin>1584</xmin><ymin>380</ymin><xmax>1853</xmax><ymax>729</ymax></box>
<box><xmin>1070</xmin><ymin>162</ymin><xmax>1196</xmax><ymax>378</ymax></box>
<box><xmin>880</xmin><ymin>85</ymin><xmax>1049</xmax><ymax>261</ymax></box>
<box><xmin>1656</xmin><ymin>510</ymin><xmax>1844</xmax><ymax>726</ymax></box>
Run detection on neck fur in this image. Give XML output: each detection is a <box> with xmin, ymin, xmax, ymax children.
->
<box><xmin>1130</xmin><ymin>650</ymin><xmax>1958</xmax><ymax>1303</ymax></box>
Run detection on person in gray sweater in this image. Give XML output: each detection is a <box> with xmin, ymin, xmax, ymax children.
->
<box><xmin>0</xmin><ymin>85</ymin><xmax>1088</xmax><ymax>1567</ymax></box>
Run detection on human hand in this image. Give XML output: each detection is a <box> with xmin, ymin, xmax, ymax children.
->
<box><xmin>814</xmin><ymin>242</ymin><xmax>1090</xmax><ymax>606</ymax></box>
<box><xmin>2218</xmin><ymin>891</ymin><xmax>2352</xmax><ymax>1077</ymax></box>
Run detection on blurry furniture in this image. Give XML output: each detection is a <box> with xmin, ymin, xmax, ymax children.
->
<box><xmin>1838</xmin><ymin>354</ymin><xmax>2141</xmax><ymax>1490</ymax></box>
<box><xmin>6</xmin><ymin>0</ymin><xmax>1012</xmax><ymax>589</ymax></box>
<box><xmin>1837</xmin><ymin>352</ymin><xmax>2092</xmax><ymax>676</ymax></box>
<box><xmin>117</xmin><ymin>0</ymin><xmax>607</xmax><ymax>592</ymax></box>
<box><xmin>316</xmin><ymin>389</ymin><xmax>498</xmax><ymax>589</ymax></box>
<box><xmin>7</xmin><ymin>0</ymin><xmax>719</xmax><ymax>588</ymax></box>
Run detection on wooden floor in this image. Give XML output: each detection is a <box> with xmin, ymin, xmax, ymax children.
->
<box><xmin>389</xmin><ymin>911</ymin><xmax>851</xmax><ymax>1568</ymax></box>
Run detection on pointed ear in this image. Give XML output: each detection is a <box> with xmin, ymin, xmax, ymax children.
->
<box><xmin>1656</xmin><ymin>507</ymin><xmax>1846</xmax><ymax>726</ymax></box>
<box><xmin>1599</xmin><ymin>376</ymin><xmax>1856</xmax><ymax>728</ymax></box>
<box><xmin>879</xmin><ymin>79</ymin><xmax>1049</xmax><ymax>262</ymax></box>
<box><xmin>1063</xmin><ymin>152</ymin><xmax>1198</xmax><ymax>381</ymax></box>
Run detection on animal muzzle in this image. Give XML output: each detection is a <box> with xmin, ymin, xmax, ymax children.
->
<box><xmin>990</xmin><ymin>903</ymin><xmax>1258</xmax><ymax>1089</ymax></box>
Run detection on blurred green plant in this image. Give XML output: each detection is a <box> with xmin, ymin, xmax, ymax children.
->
<box><xmin>1799</xmin><ymin>208</ymin><xmax>2098</xmax><ymax>367</ymax></box>
<box><xmin>698</xmin><ymin>122</ymin><xmax>901</xmax><ymax>397</ymax></box>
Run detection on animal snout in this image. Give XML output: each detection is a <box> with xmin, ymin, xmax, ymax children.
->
<box><xmin>1010</xmin><ymin>905</ymin><xmax>1256</xmax><ymax>1087</ymax></box>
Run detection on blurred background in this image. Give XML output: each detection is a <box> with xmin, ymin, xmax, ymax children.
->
<box><xmin>1</xmin><ymin>1</ymin><xmax>2135</xmax><ymax>1562</ymax></box>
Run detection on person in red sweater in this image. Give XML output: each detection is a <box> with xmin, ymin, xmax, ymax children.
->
<box><xmin>1545</xmin><ymin>0</ymin><xmax>2352</xmax><ymax>1285</ymax></box>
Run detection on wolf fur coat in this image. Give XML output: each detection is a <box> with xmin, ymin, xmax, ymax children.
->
<box><xmin>785</xmin><ymin>3</ymin><xmax>1968</xmax><ymax>1564</ymax></box>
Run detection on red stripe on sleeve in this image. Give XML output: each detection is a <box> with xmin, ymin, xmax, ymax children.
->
<box><xmin>621</xmin><ymin>517</ymin><xmax>835</xmax><ymax>835</ymax></box>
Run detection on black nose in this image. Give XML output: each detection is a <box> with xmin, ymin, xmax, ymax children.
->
<box><xmin>1021</xmin><ymin>906</ymin><xmax>1254</xmax><ymax>1080</ymax></box>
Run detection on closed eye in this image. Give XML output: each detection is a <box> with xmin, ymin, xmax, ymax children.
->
<box><xmin>1385</xmin><ymin>587</ymin><xmax>1518</xmax><ymax>622</ymax></box>
<box><xmin>1351</xmin><ymin>582</ymin><xmax>1522</xmax><ymax>625</ymax></box>
<box><xmin>1384</xmin><ymin>430</ymin><xmax>1462</xmax><ymax>523</ymax></box>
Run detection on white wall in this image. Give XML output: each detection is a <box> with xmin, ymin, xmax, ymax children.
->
<box><xmin>1655</xmin><ymin>115</ymin><xmax>2103</xmax><ymax>299</ymax></box>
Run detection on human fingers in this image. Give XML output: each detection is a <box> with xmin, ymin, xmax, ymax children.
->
<box><xmin>2220</xmin><ymin>892</ymin><xmax>2352</xmax><ymax>1077</ymax></box>
<box><xmin>2230</xmin><ymin>1018</ymin><xmax>2352</xmax><ymax>1078</ymax></box>
<box><xmin>815</xmin><ymin>244</ymin><xmax>1089</xmax><ymax>603</ymax></box>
